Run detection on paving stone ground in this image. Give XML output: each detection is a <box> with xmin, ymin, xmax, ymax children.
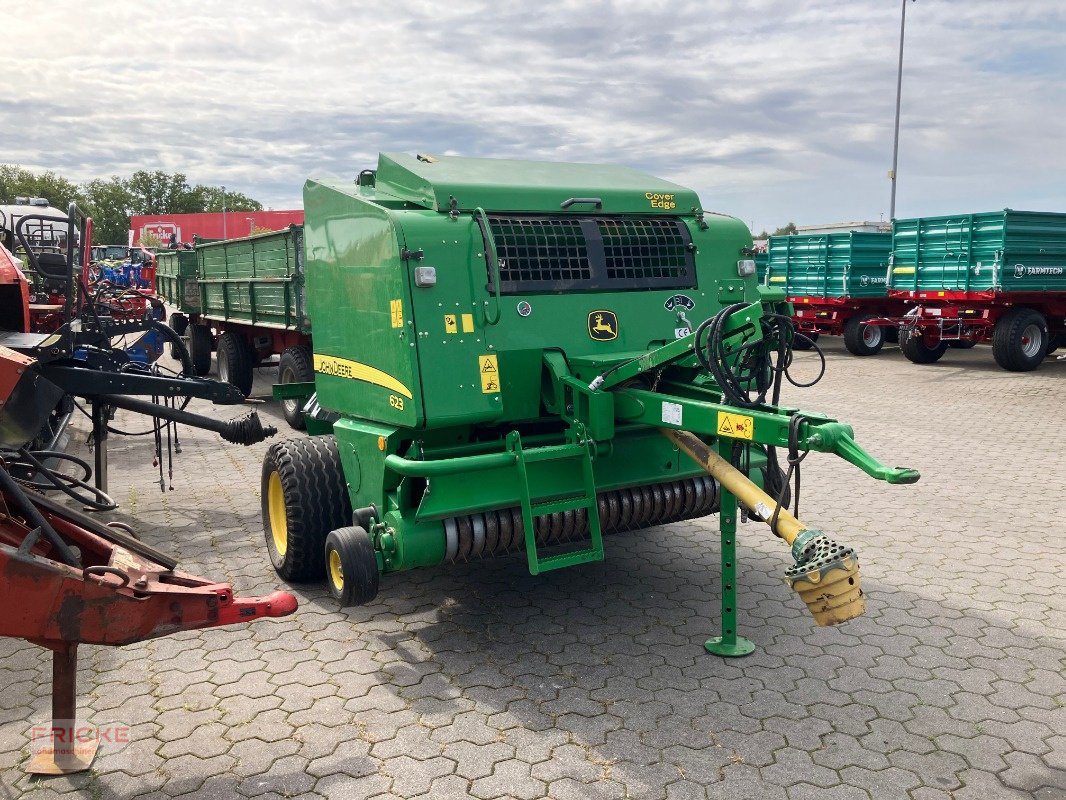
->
<box><xmin>1</xmin><ymin>338</ymin><xmax>1063</xmax><ymax>799</ymax></box>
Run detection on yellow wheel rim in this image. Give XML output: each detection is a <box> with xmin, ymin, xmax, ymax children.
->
<box><xmin>328</xmin><ymin>549</ymin><xmax>344</xmax><ymax>592</ymax></box>
<box><xmin>267</xmin><ymin>471</ymin><xmax>288</xmax><ymax>556</ymax></box>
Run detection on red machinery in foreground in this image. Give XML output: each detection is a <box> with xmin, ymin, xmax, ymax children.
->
<box><xmin>0</xmin><ymin>341</ymin><xmax>297</xmax><ymax>776</ymax></box>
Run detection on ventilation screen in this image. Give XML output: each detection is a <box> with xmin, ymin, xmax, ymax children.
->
<box><xmin>483</xmin><ymin>215</ymin><xmax>695</xmax><ymax>293</ymax></box>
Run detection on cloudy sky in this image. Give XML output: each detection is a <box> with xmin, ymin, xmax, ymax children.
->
<box><xmin>5</xmin><ymin>1</ymin><xmax>1065</xmax><ymax>231</ymax></box>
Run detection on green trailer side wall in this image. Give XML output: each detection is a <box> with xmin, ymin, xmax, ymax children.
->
<box><xmin>890</xmin><ymin>210</ymin><xmax>1066</xmax><ymax>293</ymax></box>
<box><xmin>155</xmin><ymin>250</ymin><xmax>200</xmax><ymax>312</ymax></box>
<box><xmin>196</xmin><ymin>225</ymin><xmax>308</xmax><ymax>331</ymax></box>
<box><xmin>766</xmin><ymin>232</ymin><xmax>891</xmax><ymax>299</ymax></box>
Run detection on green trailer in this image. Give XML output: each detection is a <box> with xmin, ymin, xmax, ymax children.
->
<box><xmin>888</xmin><ymin>210</ymin><xmax>1066</xmax><ymax>370</ymax></box>
<box><xmin>765</xmin><ymin>232</ymin><xmax>909</xmax><ymax>356</ymax></box>
<box><xmin>166</xmin><ymin>226</ymin><xmax>314</xmax><ymax>426</ymax></box>
<box><xmin>262</xmin><ymin>153</ymin><xmax>918</xmax><ymax>653</ymax></box>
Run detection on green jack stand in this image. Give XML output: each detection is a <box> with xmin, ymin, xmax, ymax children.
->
<box><xmin>705</xmin><ymin>483</ymin><xmax>755</xmax><ymax>657</ymax></box>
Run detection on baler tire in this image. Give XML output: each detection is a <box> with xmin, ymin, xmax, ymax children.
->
<box><xmin>792</xmin><ymin>331</ymin><xmax>818</xmax><ymax>351</ymax></box>
<box><xmin>167</xmin><ymin>314</ymin><xmax>188</xmax><ymax>360</ymax></box>
<box><xmin>278</xmin><ymin>345</ymin><xmax>314</xmax><ymax>431</ymax></box>
<box><xmin>189</xmin><ymin>324</ymin><xmax>213</xmax><ymax>376</ymax></box>
<box><xmin>217</xmin><ymin>332</ymin><xmax>254</xmax><ymax>397</ymax></box>
<box><xmin>262</xmin><ymin>436</ymin><xmax>353</xmax><ymax>582</ymax></box>
<box><xmin>992</xmin><ymin>307</ymin><xmax>1048</xmax><ymax>372</ymax></box>
<box><xmin>324</xmin><ymin>526</ymin><xmax>379</xmax><ymax>606</ymax></box>
<box><xmin>899</xmin><ymin>328</ymin><xmax>948</xmax><ymax>364</ymax></box>
<box><xmin>843</xmin><ymin>315</ymin><xmax>884</xmax><ymax>356</ymax></box>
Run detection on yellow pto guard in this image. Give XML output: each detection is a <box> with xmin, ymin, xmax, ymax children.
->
<box><xmin>662</xmin><ymin>428</ymin><xmax>865</xmax><ymax>626</ymax></box>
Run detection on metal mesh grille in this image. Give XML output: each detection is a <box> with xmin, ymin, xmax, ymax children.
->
<box><xmin>485</xmin><ymin>215</ymin><xmax>694</xmax><ymax>293</ymax></box>
<box><xmin>599</xmin><ymin>218</ymin><xmax>690</xmax><ymax>281</ymax></box>
<box><xmin>492</xmin><ymin>218</ymin><xmax>592</xmax><ymax>285</ymax></box>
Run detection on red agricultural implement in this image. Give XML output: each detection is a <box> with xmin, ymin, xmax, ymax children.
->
<box><xmin>0</xmin><ymin>342</ymin><xmax>297</xmax><ymax>775</ymax></box>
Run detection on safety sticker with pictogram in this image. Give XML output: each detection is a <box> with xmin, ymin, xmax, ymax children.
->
<box><xmin>478</xmin><ymin>354</ymin><xmax>499</xmax><ymax>394</ymax></box>
<box><xmin>716</xmin><ymin>411</ymin><xmax>753</xmax><ymax>440</ymax></box>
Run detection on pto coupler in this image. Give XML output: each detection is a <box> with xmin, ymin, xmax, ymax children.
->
<box><xmin>662</xmin><ymin>428</ymin><xmax>865</xmax><ymax>626</ymax></box>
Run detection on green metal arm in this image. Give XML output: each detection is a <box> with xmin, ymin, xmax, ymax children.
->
<box><xmin>614</xmin><ymin>387</ymin><xmax>919</xmax><ymax>485</ymax></box>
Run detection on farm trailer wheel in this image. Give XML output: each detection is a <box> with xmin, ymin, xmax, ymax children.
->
<box><xmin>217</xmin><ymin>331</ymin><xmax>255</xmax><ymax>396</ymax></box>
<box><xmin>900</xmin><ymin>327</ymin><xmax>948</xmax><ymax>364</ymax></box>
<box><xmin>278</xmin><ymin>345</ymin><xmax>314</xmax><ymax>430</ymax></box>
<box><xmin>843</xmin><ymin>314</ymin><xmax>884</xmax><ymax>357</ymax></box>
<box><xmin>262</xmin><ymin>436</ymin><xmax>352</xmax><ymax>582</ymax></box>
<box><xmin>992</xmin><ymin>307</ymin><xmax>1048</xmax><ymax>372</ymax></box>
<box><xmin>189</xmin><ymin>323</ymin><xmax>213</xmax><ymax>376</ymax></box>
<box><xmin>167</xmin><ymin>313</ymin><xmax>188</xmax><ymax>360</ymax></box>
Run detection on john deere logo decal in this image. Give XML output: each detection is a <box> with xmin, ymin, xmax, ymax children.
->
<box><xmin>588</xmin><ymin>310</ymin><xmax>618</xmax><ymax>341</ymax></box>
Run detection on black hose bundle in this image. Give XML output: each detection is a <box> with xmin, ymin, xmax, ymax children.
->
<box><xmin>692</xmin><ymin>304</ymin><xmax>826</xmax><ymax>528</ymax></box>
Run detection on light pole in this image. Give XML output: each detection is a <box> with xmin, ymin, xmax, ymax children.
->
<box><xmin>221</xmin><ymin>185</ymin><xmax>227</xmax><ymax>239</ymax></box>
<box><xmin>889</xmin><ymin>0</ymin><xmax>914</xmax><ymax>221</ymax></box>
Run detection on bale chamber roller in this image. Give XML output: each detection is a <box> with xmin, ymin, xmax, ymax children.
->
<box><xmin>262</xmin><ymin>153</ymin><xmax>919</xmax><ymax>654</ymax></box>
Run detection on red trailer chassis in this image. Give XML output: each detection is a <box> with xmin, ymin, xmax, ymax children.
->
<box><xmin>789</xmin><ymin>296</ymin><xmax>912</xmax><ymax>356</ymax></box>
<box><xmin>867</xmin><ymin>290</ymin><xmax>1066</xmax><ymax>371</ymax></box>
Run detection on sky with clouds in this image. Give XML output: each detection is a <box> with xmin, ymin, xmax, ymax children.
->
<box><xmin>5</xmin><ymin>1</ymin><xmax>1065</xmax><ymax>232</ymax></box>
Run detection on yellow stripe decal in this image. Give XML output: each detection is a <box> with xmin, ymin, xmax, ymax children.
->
<box><xmin>313</xmin><ymin>354</ymin><xmax>412</xmax><ymax>399</ymax></box>
<box><xmin>892</xmin><ymin>266</ymin><xmax>916</xmax><ymax>274</ymax></box>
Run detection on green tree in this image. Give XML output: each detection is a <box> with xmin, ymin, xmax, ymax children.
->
<box><xmin>190</xmin><ymin>184</ymin><xmax>262</xmax><ymax>213</ymax></box>
<box><xmin>772</xmin><ymin>222</ymin><xmax>798</xmax><ymax>236</ymax></box>
<box><xmin>81</xmin><ymin>177</ymin><xmax>136</xmax><ymax>245</ymax></box>
<box><xmin>1</xmin><ymin>164</ymin><xmax>265</xmax><ymax>245</ymax></box>
<box><xmin>0</xmin><ymin>165</ymin><xmax>81</xmax><ymax>210</ymax></box>
<box><xmin>125</xmin><ymin>171</ymin><xmax>195</xmax><ymax>214</ymax></box>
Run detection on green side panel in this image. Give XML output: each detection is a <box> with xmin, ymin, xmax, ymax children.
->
<box><xmin>766</xmin><ymin>232</ymin><xmax>891</xmax><ymax>298</ymax></box>
<box><xmin>303</xmin><ymin>179</ymin><xmax>420</xmax><ymax>428</ymax></box>
<box><xmin>374</xmin><ymin>152</ymin><xmax>702</xmax><ymax>215</ymax></box>
<box><xmin>331</xmin><ymin>418</ymin><xmax>401</xmax><ymax>512</ymax></box>
<box><xmin>891</xmin><ymin>210</ymin><xmax>1066</xmax><ymax>293</ymax></box>
<box><xmin>396</xmin><ymin>212</ymin><xmax>506</xmax><ymax>426</ymax></box>
<box><xmin>196</xmin><ymin>225</ymin><xmax>307</xmax><ymax>330</ymax></box>
<box><xmin>155</xmin><ymin>250</ymin><xmax>200</xmax><ymax>312</ymax></box>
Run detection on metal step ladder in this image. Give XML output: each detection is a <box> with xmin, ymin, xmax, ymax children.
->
<box><xmin>508</xmin><ymin>431</ymin><xmax>604</xmax><ymax>575</ymax></box>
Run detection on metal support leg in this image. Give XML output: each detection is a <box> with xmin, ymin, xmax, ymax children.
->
<box><xmin>91</xmin><ymin>401</ymin><xmax>108</xmax><ymax>495</ymax></box>
<box><xmin>26</xmin><ymin>643</ymin><xmax>98</xmax><ymax>774</ymax></box>
<box><xmin>705</xmin><ymin>477</ymin><xmax>755</xmax><ymax>657</ymax></box>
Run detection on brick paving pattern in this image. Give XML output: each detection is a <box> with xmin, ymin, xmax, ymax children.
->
<box><xmin>1</xmin><ymin>339</ymin><xmax>1063</xmax><ymax>799</ymax></box>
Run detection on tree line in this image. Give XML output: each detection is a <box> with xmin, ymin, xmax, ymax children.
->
<box><xmin>0</xmin><ymin>165</ymin><xmax>262</xmax><ymax>246</ymax></box>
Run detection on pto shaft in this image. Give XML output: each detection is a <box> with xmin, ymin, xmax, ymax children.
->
<box><xmin>661</xmin><ymin>428</ymin><xmax>865</xmax><ymax>626</ymax></box>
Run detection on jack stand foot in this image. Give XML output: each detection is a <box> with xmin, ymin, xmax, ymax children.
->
<box><xmin>705</xmin><ymin>635</ymin><xmax>755</xmax><ymax>657</ymax></box>
<box><xmin>26</xmin><ymin>644</ymin><xmax>98</xmax><ymax>775</ymax></box>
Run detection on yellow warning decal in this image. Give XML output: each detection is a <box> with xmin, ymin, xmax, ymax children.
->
<box><xmin>444</xmin><ymin>314</ymin><xmax>458</xmax><ymax>333</ymax></box>
<box><xmin>461</xmin><ymin>313</ymin><xmax>475</xmax><ymax>333</ymax></box>
<box><xmin>314</xmin><ymin>354</ymin><xmax>412</xmax><ymax>399</ymax></box>
<box><xmin>769</xmin><ymin>276</ymin><xmax>786</xmax><ymax>283</ymax></box>
<box><xmin>478</xmin><ymin>354</ymin><xmax>500</xmax><ymax>394</ymax></box>
<box><xmin>892</xmin><ymin>267</ymin><xmax>916</xmax><ymax>275</ymax></box>
<box><xmin>717</xmin><ymin>411</ymin><xmax>753</xmax><ymax>440</ymax></box>
<box><xmin>390</xmin><ymin>299</ymin><xmax>404</xmax><ymax>328</ymax></box>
